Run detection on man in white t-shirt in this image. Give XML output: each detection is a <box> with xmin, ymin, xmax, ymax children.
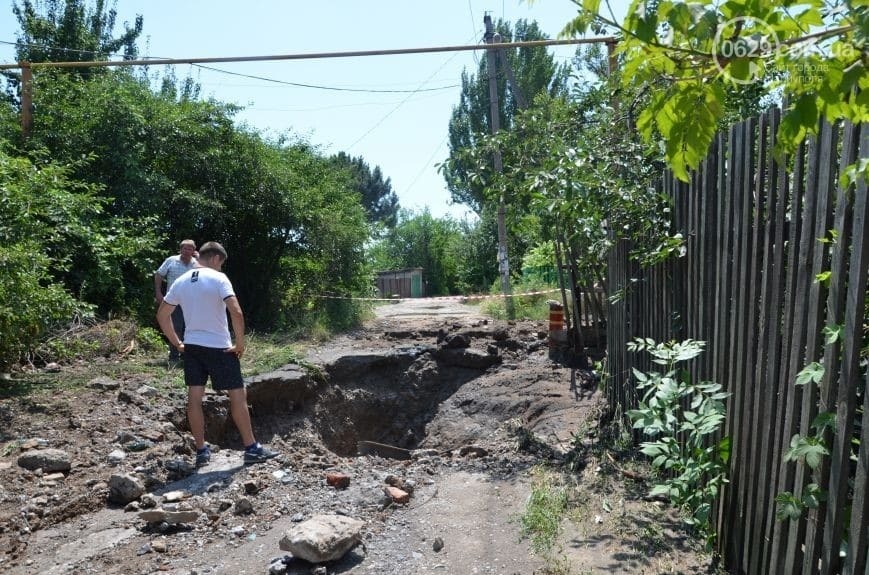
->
<box><xmin>156</xmin><ymin>241</ymin><xmax>278</xmax><ymax>467</ymax></box>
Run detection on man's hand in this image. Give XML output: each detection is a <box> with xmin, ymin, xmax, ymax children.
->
<box><xmin>225</xmin><ymin>344</ymin><xmax>245</xmax><ymax>359</ymax></box>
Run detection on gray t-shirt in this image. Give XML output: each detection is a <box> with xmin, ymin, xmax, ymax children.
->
<box><xmin>156</xmin><ymin>256</ymin><xmax>197</xmax><ymax>289</ymax></box>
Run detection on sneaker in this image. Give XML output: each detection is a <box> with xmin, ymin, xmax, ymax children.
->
<box><xmin>243</xmin><ymin>443</ymin><xmax>278</xmax><ymax>465</ymax></box>
<box><xmin>195</xmin><ymin>446</ymin><xmax>211</xmax><ymax>467</ymax></box>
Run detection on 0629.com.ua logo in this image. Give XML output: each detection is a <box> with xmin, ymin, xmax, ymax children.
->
<box><xmin>712</xmin><ymin>16</ymin><xmax>780</xmax><ymax>85</ymax></box>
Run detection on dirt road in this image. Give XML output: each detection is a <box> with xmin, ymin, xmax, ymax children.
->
<box><xmin>0</xmin><ymin>299</ymin><xmax>714</xmax><ymax>574</ymax></box>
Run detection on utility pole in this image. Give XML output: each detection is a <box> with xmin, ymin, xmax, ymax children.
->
<box><xmin>20</xmin><ymin>63</ymin><xmax>32</xmax><ymax>138</ymax></box>
<box><xmin>484</xmin><ymin>14</ymin><xmax>515</xmax><ymax>319</ymax></box>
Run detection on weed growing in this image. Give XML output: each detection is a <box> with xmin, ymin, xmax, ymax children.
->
<box><xmin>520</xmin><ymin>465</ymin><xmax>570</xmax><ymax>555</ymax></box>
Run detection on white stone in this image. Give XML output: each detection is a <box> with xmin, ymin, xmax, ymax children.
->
<box><xmin>279</xmin><ymin>514</ymin><xmax>364</xmax><ymax>563</ymax></box>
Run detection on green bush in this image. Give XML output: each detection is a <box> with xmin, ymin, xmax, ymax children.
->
<box><xmin>626</xmin><ymin>338</ymin><xmax>730</xmax><ymax>548</ymax></box>
<box><xmin>0</xmin><ymin>243</ymin><xmax>89</xmax><ymax>370</ymax></box>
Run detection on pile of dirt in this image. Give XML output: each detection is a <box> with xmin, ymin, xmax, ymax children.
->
<box><xmin>0</xmin><ymin>300</ymin><xmax>716</xmax><ymax>574</ymax></box>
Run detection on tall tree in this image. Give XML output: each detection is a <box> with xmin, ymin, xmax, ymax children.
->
<box><xmin>13</xmin><ymin>0</ymin><xmax>143</xmax><ymax>64</ymax></box>
<box><xmin>3</xmin><ymin>0</ymin><xmax>143</xmax><ymax>103</ymax></box>
<box><xmin>442</xmin><ymin>19</ymin><xmax>571</xmax><ymax>214</ymax></box>
<box><xmin>329</xmin><ymin>152</ymin><xmax>399</xmax><ymax>228</ymax></box>
<box><xmin>6</xmin><ymin>69</ymin><xmax>372</xmax><ymax>329</ymax></box>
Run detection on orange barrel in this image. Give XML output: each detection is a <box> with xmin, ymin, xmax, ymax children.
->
<box><xmin>548</xmin><ymin>301</ymin><xmax>565</xmax><ymax>347</ymax></box>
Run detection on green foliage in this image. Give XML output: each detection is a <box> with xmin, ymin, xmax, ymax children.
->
<box><xmin>0</xmin><ymin>150</ymin><xmax>137</xmax><ymax>369</ymax></box>
<box><xmin>367</xmin><ymin>208</ymin><xmax>465</xmax><ymax>296</ymax></box>
<box><xmin>784</xmin><ymin>433</ymin><xmax>830</xmax><ymax>470</ymax></box>
<box><xmin>521</xmin><ymin>241</ymin><xmax>558</xmax><ymax>285</ymax></box>
<box><xmin>444</xmin><ymin>18</ymin><xmax>572</xmax><ymax>214</ymax></box>
<box><xmin>775</xmin><ymin>483</ymin><xmax>826</xmax><ymax>522</ymax></box>
<box><xmin>480</xmin><ymin>276</ymin><xmax>554</xmax><ymax>320</ymax></box>
<box><xmin>34</xmin><ymin>318</ymin><xmax>166</xmax><ymax>364</ymax></box>
<box><xmin>441</xmin><ymin>53</ymin><xmax>673</xmax><ymax>299</ymax></box>
<box><xmin>239</xmin><ymin>332</ymin><xmax>305</xmax><ymax>376</ymax></box>
<box><xmin>0</xmin><ymin>243</ymin><xmax>86</xmax><ymax>370</ymax></box>
<box><xmin>135</xmin><ymin>326</ymin><xmax>165</xmax><ymax>352</ymax></box>
<box><xmin>626</xmin><ymin>338</ymin><xmax>730</xmax><ymax>547</ymax></box>
<box><xmin>329</xmin><ymin>152</ymin><xmax>399</xmax><ymax>229</ymax></box>
<box><xmin>12</xmin><ymin>0</ymin><xmax>144</xmax><ymax>64</ymax></box>
<box><xmin>776</xmin><ymin>355</ymin><xmax>841</xmax><ymax>523</ymax></box>
<box><xmin>823</xmin><ymin>322</ymin><xmax>845</xmax><ymax>344</ymax></box>
<box><xmin>552</xmin><ymin>0</ymin><xmax>867</xmax><ymax>181</ymax></box>
<box><xmin>795</xmin><ymin>361</ymin><xmax>825</xmax><ymax>386</ymax></box>
<box><xmin>6</xmin><ymin>67</ymin><xmax>372</xmax><ymax>331</ymax></box>
<box><xmin>3</xmin><ymin>0</ymin><xmax>144</xmax><ymax>100</ymax></box>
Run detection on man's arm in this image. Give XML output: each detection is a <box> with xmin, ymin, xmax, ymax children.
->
<box><xmin>156</xmin><ymin>301</ymin><xmax>183</xmax><ymax>351</ymax></box>
<box><xmin>154</xmin><ymin>273</ymin><xmax>165</xmax><ymax>304</ymax></box>
<box><xmin>225</xmin><ymin>296</ymin><xmax>245</xmax><ymax>357</ymax></box>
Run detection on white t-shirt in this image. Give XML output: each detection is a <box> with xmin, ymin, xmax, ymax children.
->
<box><xmin>163</xmin><ymin>267</ymin><xmax>236</xmax><ymax>349</ymax></box>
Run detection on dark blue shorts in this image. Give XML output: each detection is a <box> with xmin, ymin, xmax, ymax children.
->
<box><xmin>183</xmin><ymin>344</ymin><xmax>244</xmax><ymax>390</ymax></box>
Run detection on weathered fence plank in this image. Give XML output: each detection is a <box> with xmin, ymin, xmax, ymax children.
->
<box><xmin>821</xmin><ymin>121</ymin><xmax>864</xmax><ymax>573</ymax></box>
<box><xmin>768</xmin><ymin>133</ymin><xmax>808</xmax><ymax>575</ymax></box>
<box><xmin>845</xmin><ymin>126</ymin><xmax>869</xmax><ymax>575</ymax></box>
<box><xmin>758</xmin><ymin>106</ymin><xmax>788</xmax><ymax>575</ymax></box>
<box><xmin>747</xmin><ymin>107</ymin><xmax>777</xmax><ymax>575</ymax></box>
<box><xmin>799</xmin><ymin>119</ymin><xmax>838</xmax><ymax>575</ymax></box>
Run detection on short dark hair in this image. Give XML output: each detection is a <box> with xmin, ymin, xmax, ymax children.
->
<box><xmin>198</xmin><ymin>241</ymin><xmax>228</xmax><ymax>261</ymax></box>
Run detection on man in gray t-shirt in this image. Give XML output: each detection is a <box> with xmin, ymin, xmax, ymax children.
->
<box><xmin>154</xmin><ymin>239</ymin><xmax>197</xmax><ymax>361</ymax></box>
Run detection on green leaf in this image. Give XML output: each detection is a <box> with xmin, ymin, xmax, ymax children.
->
<box><xmin>718</xmin><ymin>437</ymin><xmax>731</xmax><ymax>464</ymax></box>
<box><xmin>811</xmin><ymin>412</ymin><xmax>836</xmax><ymax>435</ymax></box>
<box><xmin>640</xmin><ymin>442</ymin><xmax>668</xmax><ymax>457</ymax></box>
<box><xmin>785</xmin><ymin>435</ymin><xmax>829</xmax><ymax>469</ymax></box>
<box><xmin>815</xmin><ymin>270</ymin><xmax>832</xmax><ymax>285</ymax></box>
<box><xmin>795</xmin><ymin>362</ymin><xmax>824</xmax><ymax>386</ymax></box>
<box><xmin>775</xmin><ymin>492</ymin><xmax>804</xmax><ymax>521</ymax></box>
<box><xmin>649</xmin><ymin>483</ymin><xmax>672</xmax><ymax>498</ymax></box>
<box><xmin>778</xmin><ymin>95</ymin><xmax>819</xmax><ymax>152</ymax></box>
<box><xmin>823</xmin><ymin>323</ymin><xmax>844</xmax><ymax>345</ymax></box>
<box><xmin>666</xmin><ymin>2</ymin><xmax>694</xmax><ymax>34</ymax></box>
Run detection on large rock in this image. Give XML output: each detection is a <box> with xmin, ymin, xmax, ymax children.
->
<box><xmin>279</xmin><ymin>514</ymin><xmax>364</xmax><ymax>563</ymax></box>
<box><xmin>17</xmin><ymin>448</ymin><xmax>71</xmax><ymax>472</ymax></box>
<box><xmin>108</xmin><ymin>473</ymin><xmax>145</xmax><ymax>504</ymax></box>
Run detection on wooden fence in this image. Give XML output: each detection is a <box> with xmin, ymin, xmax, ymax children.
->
<box><xmin>605</xmin><ymin>107</ymin><xmax>867</xmax><ymax>574</ymax></box>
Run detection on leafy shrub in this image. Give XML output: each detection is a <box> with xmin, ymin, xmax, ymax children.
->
<box><xmin>34</xmin><ymin>318</ymin><xmax>156</xmax><ymax>364</ymax></box>
<box><xmin>0</xmin><ymin>243</ymin><xmax>89</xmax><ymax>371</ymax></box>
<box><xmin>626</xmin><ymin>338</ymin><xmax>730</xmax><ymax>547</ymax></box>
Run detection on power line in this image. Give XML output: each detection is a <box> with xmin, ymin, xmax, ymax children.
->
<box><xmin>0</xmin><ymin>36</ymin><xmax>617</xmax><ymax>70</ymax></box>
<box><xmin>344</xmin><ymin>35</ymin><xmax>479</xmax><ymax>152</ymax></box>
<box><xmin>191</xmin><ymin>63</ymin><xmax>461</xmax><ymax>94</ymax></box>
<box><xmin>406</xmin><ymin>135</ymin><xmax>448</xmax><ymax>194</ymax></box>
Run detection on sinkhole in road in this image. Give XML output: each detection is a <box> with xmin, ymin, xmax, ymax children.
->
<box><xmin>311</xmin><ymin>345</ymin><xmax>502</xmax><ymax>457</ymax></box>
<box><xmin>198</xmin><ymin>340</ymin><xmax>509</xmax><ymax>458</ymax></box>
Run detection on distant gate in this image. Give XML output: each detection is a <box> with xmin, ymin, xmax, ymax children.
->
<box><xmin>375</xmin><ymin>268</ymin><xmax>424</xmax><ymax>298</ymax></box>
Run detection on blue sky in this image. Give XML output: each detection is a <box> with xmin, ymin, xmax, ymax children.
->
<box><xmin>0</xmin><ymin>1</ymin><xmax>625</xmax><ymax>219</ymax></box>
